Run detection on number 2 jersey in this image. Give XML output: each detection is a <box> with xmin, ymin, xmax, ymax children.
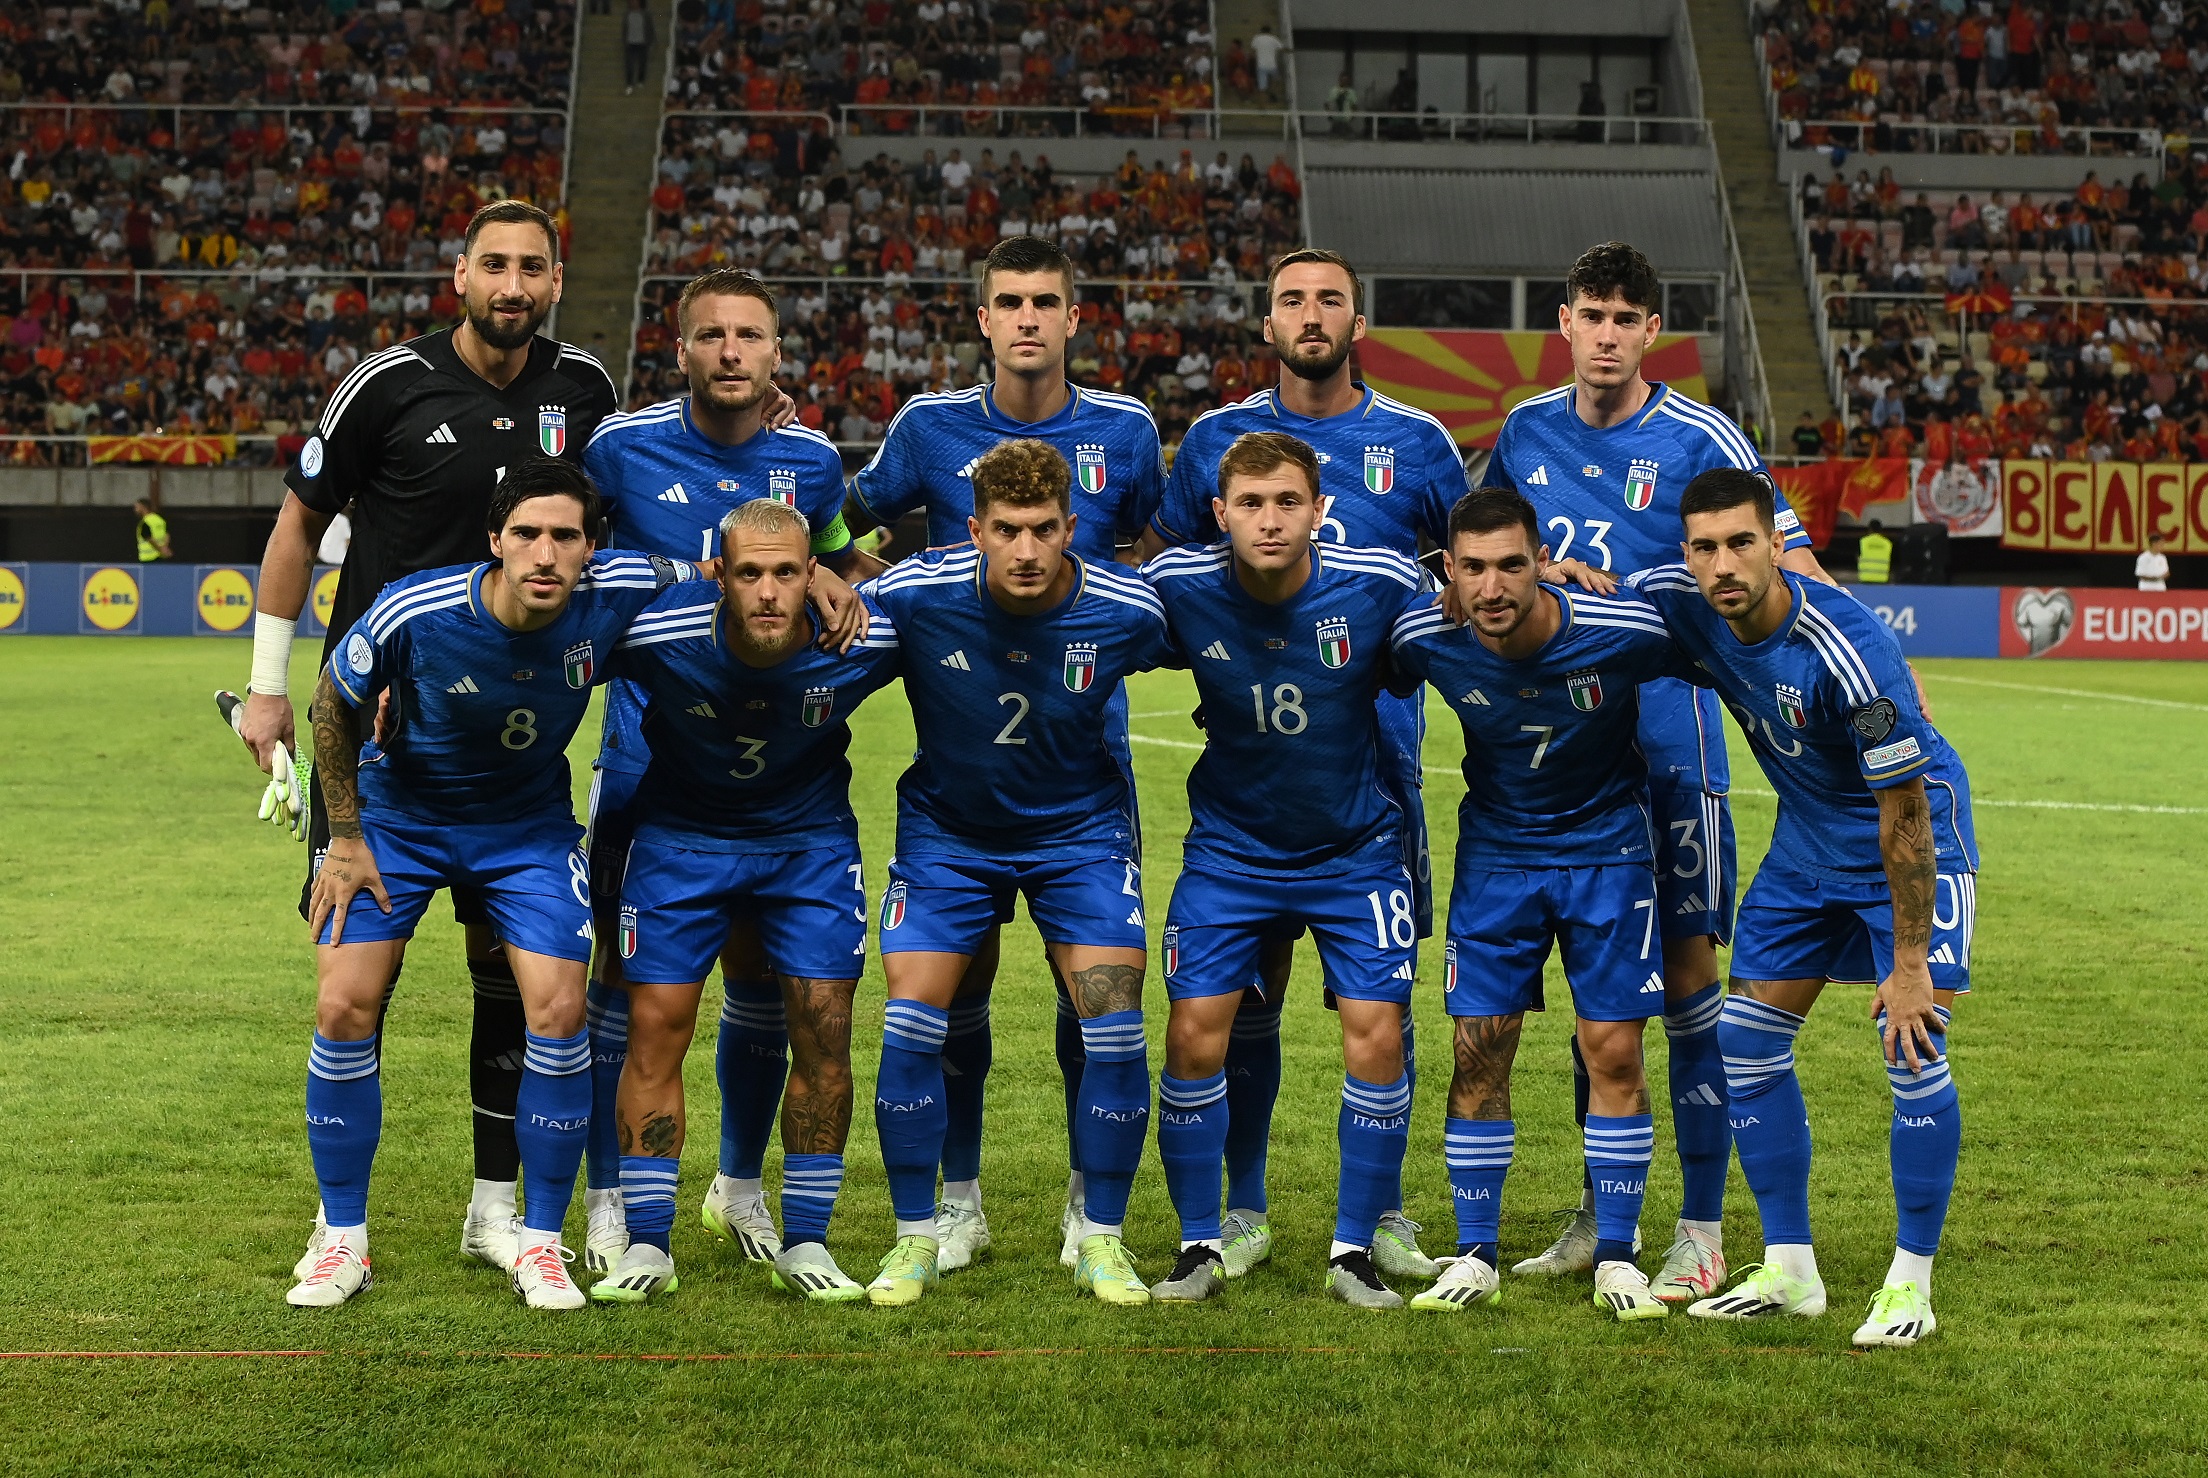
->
<box><xmin>1142</xmin><ymin>542</ymin><xmax>1428</xmax><ymax>877</ymax></box>
<box><xmin>1629</xmin><ymin>566</ymin><xmax>1977</xmax><ymax>882</ymax></box>
<box><xmin>583</xmin><ymin>400</ymin><xmax>853</xmax><ymax>776</ymax></box>
<box><xmin>327</xmin><ymin>551</ymin><xmax>696</xmax><ymax>824</ymax></box>
<box><xmin>859</xmin><ymin>547</ymin><xmax>1174</xmax><ymax>861</ymax></box>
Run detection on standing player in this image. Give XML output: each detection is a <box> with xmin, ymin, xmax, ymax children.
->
<box><xmin>1486</xmin><ymin>241</ymin><xmax>1830</xmax><ymax>1301</ymax></box>
<box><xmin>841</xmin><ymin>234</ymin><xmax>1167</xmax><ymax>1270</ymax></box>
<box><xmin>1144</xmin><ymin>431</ymin><xmax>1430</xmax><ymax>1308</ymax></box>
<box><xmin>588</xmin><ymin>499</ymin><xmax>899</xmax><ymax>1305</ymax></box>
<box><xmin>1631</xmin><ymin>469</ymin><xmax>1975</xmax><ymax>1349</ymax></box>
<box><xmin>578</xmin><ymin>269</ymin><xmax>869</xmax><ymax>1273</ymax></box>
<box><xmin>287</xmin><ymin>461</ymin><xmax>696</xmax><ymax>1309</ymax></box>
<box><xmin>235</xmin><ymin>201</ymin><xmax>620</xmax><ymax>1278</ymax></box>
<box><xmin>1390</xmin><ymin>487</ymin><xmax>1694</xmax><ymax>1321</ymax></box>
<box><xmin>1145</xmin><ymin>247</ymin><xmax>1463</xmax><ymax>1283</ymax></box>
<box><xmin>858</xmin><ymin>440</ymin><xmax>1173</xmax><ymax>1309</ymax></box>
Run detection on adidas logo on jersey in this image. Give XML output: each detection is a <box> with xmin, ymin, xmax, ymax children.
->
<box><xmin>1640</xmin><ymin>972</ymin><xmax>1664</xmax><ymax>994</ymax></box>
<box><xmin>956</xmin><ymin>457</ymin><xmax>982</xmax><ymax>479</ymax></box>
<box><xmin>1392</xmin><ymin>961</ymin><xmax>1416</xmax><ymax>981</ymax></box>
<box><xmin>659</xmin><ymin>483</ymin><xmax>690</xmax><ymax>503</ymax></box>
<box><xmin>1525</xmin><ymin>465</ymin><xmax>1550</xmax><ymax>486</ymax></box>
<box><xmin>424</xmin><ymin>422</ymin><xmax>457</xmax><ymax>445</ymax></box>
<box><xmin>1461</xmin><ymin>689</ymin><xmax>1490</xmax><ymax>706</ymax></box>
<box><xmin>1674</xmin><ymin>893</ymin><xmax>1706</xmax><ymax>915</ymax></box>
<box><xmin>446</xmin><ymin>676</ymin><xmax>480</xmax><ymax>694</ymax></box>
<box><xmin>1200</xmin><ymin>641</ymin><xmax>1231</xmax><ymax>660</ymax></box>
<box><xmin>940</xmin><ymin>649</ymin><xmax>971</xmax><ymax>670</ymax></box>
<box><xmin>687</xmin><ymin>700</ymin><xmax>716</xmax><ymax>718</ymax></box>
<box><xmin>1929</xmin><ymin>943</ymin><xmax>1957</xmax><ymax>965</ymax></box>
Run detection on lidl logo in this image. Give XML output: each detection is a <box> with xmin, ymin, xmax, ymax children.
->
<box><xmin>0</xmin><ymin>565</ymin><xmax>25</xmax><ymax>631</ymax></box>
<box><xmin>81</xmin><ymin>566</ymin><xmax>141</xmax><ymax>631</ymax></box>
<box><xmin>312</xmin><ymin>567</ymin><xmax>342</xmax><ymax>630</ymax></box>
<box><xmin>196</xmin><ymin>567</ymin><xmax>256</xmax><ymax>632</ymax></box>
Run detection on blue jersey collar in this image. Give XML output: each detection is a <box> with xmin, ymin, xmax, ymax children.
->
<box><xmin>981</xmin><ymin>382</ymin><xmax>1083</xmax><ymax>433</ymax></box>
<box><xmin>1258</xmin><ymin>384</ymin><xmax>1376</xmax><ymax>429</ymax></box>
<box><xmin>1566</xmin><ymin>381</ymin><xmax>1671</xmax><ymax>434</ymax></box>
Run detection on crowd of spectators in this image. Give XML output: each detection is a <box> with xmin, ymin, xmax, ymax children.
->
<box><xmin>2</xmin><ymin>0</ymin><xmax>577</xmax><ymax>110</ymax></box>
<box><xmin>665</xmin><ymin>0</ymin><xmax>1216</xmax><ymax>136</ymax></box>
<box><xmin>1799</xmin><ymin>159</ymin><xmax>2208</xmax><ymax>461</ymax></box>
<box><xmin>644</xmin><ymin>128</ymin><xmax>1303</xmax><ymax>285</ymax></box>
<box><xmin>1757</xmin><ymin>0</ymin><xmax>2207</xmax><ymax>155</ymax></box>
<box><xmin>628</xmin><ymin>274</ymin><xmax>1284</xmax><ymax>446</ymax></box>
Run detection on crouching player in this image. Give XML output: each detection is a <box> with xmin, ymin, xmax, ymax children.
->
<box><xmin>1633</xmin><ymin>468</ymin><xmax>1976</xmax><ymax>1347</ymax></box>
<box><xmin>1143</xmin><ymin>431</ymin><xmax>1431</xmax><ymax>1309</ymax></box>
<box><xmin>859</xmin><ymin>438</ymin><xmax>1174</xmax><ymax>1308</ymax></box>
<box><xmin>1391</xmin><ymin>488</ymin><xmax>1698</xmax><ymax>1319</ymax></box>
<box><xmin>586</xmin><ymin>498</ymin><xmax>899</xmax><ymax>1304</ymax></box>
<box><xmin>288</xmin><ymin>459</ymin><xmax>697</xmax><ymax>1309</ymax></box>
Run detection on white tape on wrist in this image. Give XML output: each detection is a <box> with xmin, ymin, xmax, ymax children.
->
<box><xmin>250</xmin><ymin>612</ymin><xmax>298</xmax><ymax>697</ymax></box>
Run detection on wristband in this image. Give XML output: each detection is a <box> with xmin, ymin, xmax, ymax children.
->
<box><xmin>250</xmin><ymin>611</ymin><xmax>298</xmax><ymax>697</ymax></box>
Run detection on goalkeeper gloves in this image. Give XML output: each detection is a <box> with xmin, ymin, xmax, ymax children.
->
<box><xmin>256</xmin><ymin>741</ymin><xmax>312</xmax><ymax>840</ymax></box>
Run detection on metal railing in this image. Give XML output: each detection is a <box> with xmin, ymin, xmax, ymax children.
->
<box><xmin>833</xmin><ymin>101</ymin><xmax>1240</xmax><ymax>139</ymax></box>
<box><xmin>0</xmin><ymin>100</ymin><xmax>571</xmax><ymax>130</ymax></box>
<box><xmin>1778</xmin><ymin>116</ymin><xmax>2166</xmax><ymax>163</ymax></box>
<box><xmin>3</xmin><ymin>266</ymin><xmax>449</xmax><ymax>295</ymax></box>
<box><xmin>816</xmin><ymin>100</ymin><xmax>1706</xmax><ymax>145</ymax></box>
<box><xmin>1683</xmin><ymin>0</ymin><xmax>1770</xmax><ymax>439</ymax></box>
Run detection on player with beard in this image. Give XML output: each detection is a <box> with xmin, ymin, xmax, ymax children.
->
<box><xmin>1143</xmin><ymin>248</ymin><xmax>1464</xmax><ymax>1286</ymax></box>
<box><xmin>235</xmin><ymin>201</ymin><xmax>622</xmax><ymax>1282</ymax></box>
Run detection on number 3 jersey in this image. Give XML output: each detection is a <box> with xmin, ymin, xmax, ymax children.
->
<box><xmin>1629</xmin><ymin>566</ymin><xmax>1977</xmax><ymax>882</ymax></box>
<box><xmin>859</xmin><ymin>547</ymin><xmax>1174</xmax><ymax>860</ymax></box>
<box><xmin>1391</xmin><ymin>586</ymin><xmax>1696</xmax><ymax>870</ymax></box>
<box><xmin>327</xmin><ymin>551</ymin><xmax>695</xmax><ymax>824</ymax></box>
<box><xmin>602</xmin><ymin>587</ymin><xmax>902</xmax><ymax>851</ymax></box>
<box><xmin>1142</xmin><ymin>542</ymin><xmax>1429</xmax><ymax>877</ymax></box>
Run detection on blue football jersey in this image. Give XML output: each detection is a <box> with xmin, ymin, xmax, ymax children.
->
<box><xmin>605</xmin><ymin>586</ymin><xmax>902</xmax><ymax>852</ymax></box>
<box><xmin>861</xmin><ymin>547</ymin><xmax>1173</xmax><ymax>859</ymax></box>
<box><xmin>850</xmin><ymin>383</ymin><xmax>1165</xmax><ymax>559</ymax></box>
<box><xmin>1392</xmin><ymin>585</ymin><xmax>1693</xmax><ymax>869</ymax></box>
<box><xmin>1151</xmin><ymin>386</ymin><xmax>1464</xmax><ymax>553</ymax></box>
<box><xmin>1630</xmin><ymin>566</ymin><xmax>1978</xmax><ymax>882</ymax></box>
<box><xmin>1488</xmin><ymin>381</ymin><xmax>1809</xmax><ymax>576</ymax></box>
<box><xmin>1143</xmin><ymin>542</ymin><xmax>1427</xmax><ymax>876</ymax></box>
<box><xmin>328</xmin><ymin>551</ymin><xmax>695</xmax><ymax>823</ymax></box>
<box><xmin>585</xmin><ymin>398</ymin><xmax>853</xmax><ymax>774</ymax></box>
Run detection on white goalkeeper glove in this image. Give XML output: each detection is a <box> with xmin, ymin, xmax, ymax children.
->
<box><xmin>257</xmin><ymin>741</ymin><xmax>312</xmax><ymax>839</ymax></box>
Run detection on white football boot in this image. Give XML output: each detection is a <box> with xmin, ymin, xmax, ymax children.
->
<box><xmin>1852</xmin><ymin>1282</ymin><xmax>1938</xmax><ymax>1348</ymax></box>
<box><xmin>589</xmin><ymin>1242</ymin><xmax>679</xmax><ymax>1304</ymax></box>
<box><xmin>287</xmin><ymin>1237</ymin><xmax>372</xmax><ymax>1308</ymax></box>
<box><xmin>582</xmin><ymin>1186</ymin><xmax>629</xmax><ymax>1274</ymax></box>
<box><xmin>932</xmin><ymin>1201</ymin><xmax>992</xmax><ymax>1274</ymax></box>
<box><xmin>701</xmin><ymin>1176</ymin><xmax>782</xmax><ymax>1261</ymax></box>
<box><xmin>511</xmin><ymin>1239</ymin><xmax>588</xmax><ymax>1310</ymax></box>
<box><xmin>1687</xmin><ymin>1261</ymin><xmax>1829</xmax><ymax>1320</ymax></box>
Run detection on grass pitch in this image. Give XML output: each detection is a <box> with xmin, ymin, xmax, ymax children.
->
<box><xmin>0</xmin><ymin>638</ymin><xmax>2204</xmax><ymax>1476</ymax></box>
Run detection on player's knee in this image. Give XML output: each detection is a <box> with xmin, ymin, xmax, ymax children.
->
<box><xmin>1575</xmin><ymin>1022</ymin><xmax>1646</xmax><ymax>1088</ymax></box>
<box><xmin>1340</xmin><ymin>1003</ymin><xmax>1406</xmax><ymax>1083</ymax></box>
<box><xmin>1164</xmin><ymin>1008</ymin><xmax>1232</xmax><ymax>1079</ymax></box>
<box><xmin>624</xmin><ymin>987</ymin><xmax>700</xmax><ymax>1071</ymax></box>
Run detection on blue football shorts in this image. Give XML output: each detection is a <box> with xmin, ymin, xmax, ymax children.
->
<box><xmin>1164</xmin><ymin>854</ymin><xmax>1418</xmax><ymax>1006</ymax></box>
<box><xmin>1639</xmin><ymin>677</ymin><xmax>1737</xmax><ymax>945</ymax></box>
<box><xmin>878</xmin><ymin>851</ymin><xmax>1147</xmax><ymax>956</ymax></box>
<box><xmin>1444</xmin><ymin>862</ymin><xmax>1665</xmax><ymax>1022</ymax></box>
<box><xmin>1730</xmin><ymin>858</ymin><xmax>1977</xmax><ymax>993</ymax></box>
<box><xmin>317</xmin><ymin>807</ymin><xmax>592</xmax><ymax>961</ymax></box>
<box><xmin>1375</xmin><ymin>687</ymin><xmax>1433</xmax><ymax>942</ymax></box>
<box><xmin>617</xmin><ymin>831</ymin><xmax>867</xmax><ymax>985</ymax></box>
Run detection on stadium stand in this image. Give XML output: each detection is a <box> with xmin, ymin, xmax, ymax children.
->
<box><xmin>0</xmin><ymin>0</ymin><xmax>581</xmax><ymax>459</ymax></box>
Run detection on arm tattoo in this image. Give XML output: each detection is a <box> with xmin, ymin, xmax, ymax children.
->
<box><xmin>780</xmin><ymin>976</ymin><xmax>855</xmax><ymax>1154</ymax></box>
<box><xmin>1449</xmin><ymin>1014</ymin><xmax>1522</xmax><ymax>1120</ymax></box>
<box><xmin>1071</xmin><ymin>962</ymin><xmax>1144</xmax><ymax>1017</ymax></box>
<box><xmin>312</xmin><ymin>667</ymin><xmax>365</xmax><ymax>841</ymax></box>
<box><xmin>1879</xmin><ymin>780</ymin><xmax>1937</xmax><ymax>959</ymax></box>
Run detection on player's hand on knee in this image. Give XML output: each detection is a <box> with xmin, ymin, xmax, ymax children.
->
<box><xmin>311</xmin><ymin>837</ymin><xmax>390</xmax><ymax>945</ymax></box>
<box><xmin>239</xmin><ymin>690</ymin><xmax>296</xmax><ymax>773</ymax></box>
<box><xmin>1871</xmin><ymin>969</ymin><xmax>1940</xmax><ymax>1072</ymax></box>
<box><xmin>806</xmin><ymin>565</ymin><xmax>867</xmax><ymax>653</ymax></box>
<box><xmin>1541</xmin><ymin>557</ymin><xmax>1616</xmax><ymax>595</ymax></box>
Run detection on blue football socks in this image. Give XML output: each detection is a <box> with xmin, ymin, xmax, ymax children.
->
<box><xmin>1221</xmin><ymin>990</ymin><xmax>1282</xmax><ymax>1215</ymax></box>
<box><xmin>1664</xmin><ymin>984</ymin><xmax>1730</xmax><ymax>1224</ymax></box>
<box><xmin>874</xmin><ymin>1000</ymin><xmax>949</xmax><ymax>1230</ymax></box>
<box><xmin>1335</xmin><ymin>1072</ymin><xmax>1411</xmax><ymax>1246</ymax></box>
<box><xmin>306</xmin><ymin>1032</ymin><xmax>382</xmax><ymax>1229</ymax></box>
<box><xmin>939</xmin><ymin>992</ymin><xmax>993</xmax><ymax>1185</ymax></box>
<box><xmin>715</xmin><ymin>975</ymin><xmax>787</xmax><ymax>1180</ymax></box>
<box><xmin>1053</xmin><ymin>976</ymin><xmax>1086</xmax><ymax>1176</ymax></box>
<box><xmin>1074</xmin><ymin>1011</ymin><xmax>1150</xmax><ymax>1231</ymax></box>
<box><xmin>516</xmin><ymin>1028</ymin><xmax>593</xmax><ymax>1238</ymax></box>
<box><xmin>583</xmin><ymin>980</ymin><xmax>628</xmax><ymax>1192</ymax></box>
<box><xmin>781</xmin><ymin>1153</ymin><xmax>845</xmax><ymax>1249</ymax></box>
<box><xmin>1884</xmin><ymin>1004</ymin><xmax>1961</xmax><ymax>1256</ymax></box>
<box><xmin>620</xmin><ymin>1155</ymin><xmax>678</xmax><ymax>1253</ymax></box>
<box><xmin>1585</xmin><ymin>1112</ymin><xmax>1655</xmax><ymax>1266</ymax></box>
<box><xmin>1157</xmin><ymin>1070</ymin><xmax>1229</xmax><ymax>1243</ymax></box>
<box><xmin>1719</xmin><ymin>995</ymin><xmax>1815</xmax><ymax>1247</ymax></box>
<box><xmin>1443</xmin><ymin>1116</ymin><xmax>1513</xmax><ymax>1266</ymax></box>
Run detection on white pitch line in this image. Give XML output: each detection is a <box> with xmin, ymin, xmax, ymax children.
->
<box><xmin>1127</xmin><ymin>735</ymin><xmax>2204</xmax><ymax>813</ymax></box>
<box><xmin>1922</xmin><ymin>672</ymin><xmax>2208</xmax><ymax>713</ymax></box>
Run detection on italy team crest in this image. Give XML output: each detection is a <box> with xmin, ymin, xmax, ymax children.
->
<box><xmin>564</xmin><ymin>640</ymin><xmax>594</xmax><ymax>689</ymax></box>
<box><xmin>1163</xmin><ymin>925</ymin><xmax>1179</xmax><ymax>977</ymax></box>
<box><xmin>769</xmin><ymin>469</ymin><xmax>797</xmax><ymax>505</ymax></box>
<box><xmin>1625</xmin><ymin>459</ymin><xmax>1658</xmax><ymax>511</ymax></box>
<box><xmin>1568</xmin><ymin>669</ymin><xmax>1604</xmax><ymax>711</ymax></box>
<box><xmin>801</xmin><ymin>685</ymin><xmax>835</xmax><ymax>727</ymax></box>
<box><xmin>538</xmin><ymin>406</ymin><xmax>567</xmax><ymax>456</ymax></box>
<box><xmin>618</xmin><ymin>905</ymin><xmax>639</xmax><ymax>959</ymax></box>
<box><xmin>1075</xmin><ymin>444</ymin><xmax>1108</xmax><ymax>494</ymax></box>
<box><xmin>1316</xmin><ymin>617</ymin><xmax>1352</xmax><ymax>669</ymax></box>
<box><xmin>1776</xmin><ymin>683</ymin><xmax>1807</xmax><ymax>728</ymax></box>
<box><xmin>881</xmin><ymin>881</ymin><xmax>908</xmax><ymax>930</ymax></box>
<box><xmin>1363</xmin><ymin>447</ymin><xmax>1394</xmax><ymax>494</ymax></box>
<box><xmin>1064</xmin><ymin>643</ymin><xmax>1098</xmax><ymax>692</ymax></box>
<box><xmin>1444</xmin><ymin>940</ymin><xmax>1457</xmax><ymax>993</ymax></box>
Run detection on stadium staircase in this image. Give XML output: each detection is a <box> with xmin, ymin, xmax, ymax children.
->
<box><xmin>1213</xmin><ymin>0</ymin><xmax>1289</xmax><ymax>135</ymax></box>
<box><xmin>556</xmin><ymin>0</ymin><xmax>674</xmax><ymax>390</ymax></box>
<box><xmin>1687</xmin><ymin>0</ymin><xmax>1835</xmax><ymax>427</ymax></box>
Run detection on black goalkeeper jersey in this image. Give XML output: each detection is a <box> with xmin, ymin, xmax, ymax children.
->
<box><xmin>286</xmin><ymin>325</ymin><xmax>620</xmax><ymax>653</ymax></box>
